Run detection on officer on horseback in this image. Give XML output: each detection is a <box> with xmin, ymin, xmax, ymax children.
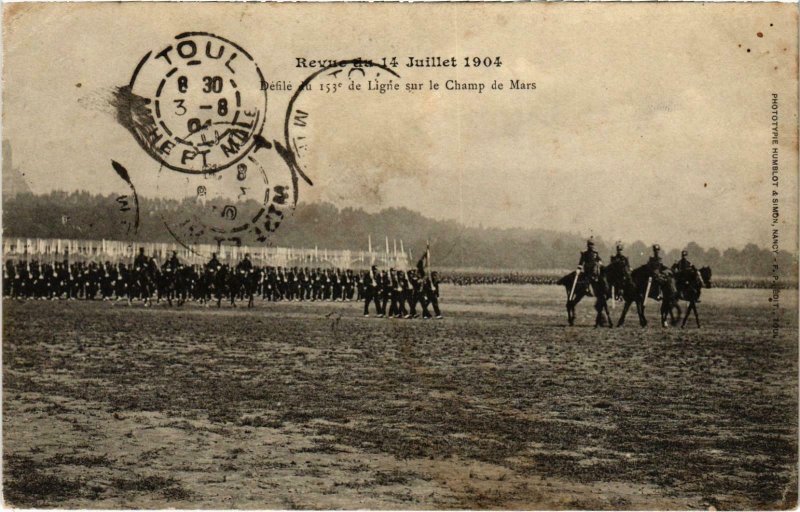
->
<box><xmin>647</xmin><ymin>244</ymin><xmax>667</xmax><ymax>274</ymax></box>
<box><xmin>646</xmin><ymin>244</ymin><xmax>668</xmax><ymax>300</ymax></box>
<box><xmin>610</xmin><ymin>243</ymin><xmax>629</xmax><ymax>271</ymax></box>
<box><xmin>671</xmin><ymin>250</ymin><xmax>697</xmax><ymax>301</ymax></box>
<box><xmin>672</xmin><ymin>250</ymin><xmax>693</xmax><ymax>273</ymax></box>
<box><xmin>609</xmin><ymin>242</ymin><xmax>629</xmax><ymax>300</ymax></box>
<box><xmin>578</xmin><ymin>238</ymin><xmax>603</xmax><ymax>296</ymax></box>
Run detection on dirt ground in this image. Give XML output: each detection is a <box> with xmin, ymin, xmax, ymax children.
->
<box><xmin>3</xmin><ymin>285</ymin><xmax>798</xmax><ymax>509</ymax></box>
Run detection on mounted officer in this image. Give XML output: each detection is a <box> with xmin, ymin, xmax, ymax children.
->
<box><xmin>672</xmin><ymin>250</ymin><xmax>698</xmax><ymax>300</ymax></box>
<box><xmin>609</xmin><ymin>242</ymin><xmax>629</xmax><ymax>300</ymax></box>
<box><xmin>647</xmin><ymin>244</ymin><xmax>668</xmax><ymax>275</ymax></box>
<box><xmin>672</xmin><ymin>250</ymin><xmax>693</xmax><ymax>273</ymax></box>
<box><xmin>646</xmin><ymin>244</ymin><xmax>669</xmax><ymax>300</ymax></box>
<box><xmin>609</xmin><ymin>243</ymin><xmax>630</xmax><ymax>272</ymax></box>
<box><xmin>578</xmin><ymin>238</ymin><xmax>602</xmax><ymax>296</ymax></box>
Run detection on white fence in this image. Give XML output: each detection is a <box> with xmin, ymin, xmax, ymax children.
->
<box><xmin>1</xmin><ymin>238</ymin><xmax>411</xmax><ymax>270</ymax></box>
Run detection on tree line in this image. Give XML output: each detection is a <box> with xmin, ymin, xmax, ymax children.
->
<box><xmin>3</xmin><ymin>191</ymin><xmax>795</xmax><ymax>277</ymax></box>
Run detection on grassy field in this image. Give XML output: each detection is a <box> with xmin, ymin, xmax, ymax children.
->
<box><xmin>3</xmin><ymin>285</ymin><xmax>798</xmax><ymax>509</ymax></box>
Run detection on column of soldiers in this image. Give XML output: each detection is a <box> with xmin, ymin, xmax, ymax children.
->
<box><xmin>2</xmin><ymin>249</ymin><xmax>442</xmax><ymax>316</ymax></box>
<box><xmin>361</xmin><ymin>265</ymin><xmax>443</xmax><ymax>319</ymax></box>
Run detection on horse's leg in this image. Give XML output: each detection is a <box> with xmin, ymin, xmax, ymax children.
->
<box><xmin>566</xmin><ymin>300</ymin><xmax>574</xmax><ymax>326</ymax></box>
<box><xmin>692</xmin><ymin>301</ymin><xmax>700</xmax><ymax>328</ymax></box>
<box><xmin>617</xmin><ymin>300</ymin><xmax>630</xmax><ymax>327</ymax></box>
<box><xmin>570</xmin><ymin>291</ymin><xmax>584</xmax><ymax>326</ymax></box>
<box><xmin>634</xmin><ymin>299</ymin><xmax>646</xmax><ymax>327</ymax></box>
<box><xmin>670</xmin><ymin>302</ymin><xmax>683</xmax><ymax>326</ymax></box>
<box><xmin>681</xmin><ymin>302</ymin><xmax>690</xmax><ymax>328</ymax></box>
<box><xmin>604</xmin><ymin>301</ymin><xmax>613</xmax><ymax>328</ymax></box>
<box><xmin>594</xmin><ymin>295</ymin><xmax>609</xmax><ymax>328</ymax></box>
<box><xmin>564</xmin><ymin>288</ymin><xmax>574</xmax><ymax>326</ymax></box>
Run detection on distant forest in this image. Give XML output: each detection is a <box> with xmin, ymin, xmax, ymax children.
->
<box><xmin>3</xmin><ymin>191</ymin><xmax>796</xmax><ymax>277</ymax></box>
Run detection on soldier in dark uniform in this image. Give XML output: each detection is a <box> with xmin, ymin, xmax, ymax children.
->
<box><xmin>609</xmin><ymin>243</ymin><xmax>630</xmax><ymax>300</ymax></box>
<box><xmin>647</xmin><ymin>244</ymin><xmax>668</xmax><ymax>275</ymax></box>
<box><xmin>363</xmin><ymin>265</ymin><xmax>382</xmax><ymax>317</ymax></box>
<box><xmin>672</xmin><ymin>250</ymin><xmax>693</xmax><ymax>273</ymax></box>
<box><xmin>380</xmin><ymin>270</ymin><xmax>391</xmax><ymax>316</ymax></box>
<box><xmin>408</xmin><ymin>269</ymin><xmax>423</xmax><ymax>318</ymax></box>
<box><xmin>134</xmin><ymin>247</ymin><xmax>149</xmax><ymax>270</ymax></box>
<box><xmin>609</xmin><ymin>243</ymin><xmax>630</xmax><ymax>271</ymax></box>
<box><xmin>237</xmin><ymin>253</ymin><xmax>253</xmax><ymax>273</ymax></box>
<box><xmin>671</xmin><ymin>250</ymin><xmax>696</xmax><ymax>299</ymax></box>
<box><xmin>235</xmin><ymin>254</ymin><xmax>255</xmax><ymax>305</ymax></box>
<box><xmin>101</xmin><ymin>261</ymin><xmax>115</xmax><ymax>300</ymax></box>
<box><xmin>578</xmin><ymin>239</ymin><xmax>602</xmax><ymax>296</ymax></box>
<box><xmin>422</xmin><ymin>271</ymin><xmax>442</xmax><ymax>319</ymax></box>
<box><xmin>207</xmin><ymin>253</ymin><xmax>221</xmax><ymax>272</ymax></box>
<box><xmin>4</xmin><ymin>259</ymin><xmax>16</xmax><ymax>298</ymax></box>
<box><xmin>394</xmin><ymin>270</ymin><xmax>409</xmax><ymax>318</ymax></box>
<box><xmin>299</xmin><ymin>267</ymin><xmax>310</xmax><ymax>301</ymax></box>
<box><xmin>646</xmin><ymin>244</ymin><xmax>668</xmax><ymax>300</ymax></box>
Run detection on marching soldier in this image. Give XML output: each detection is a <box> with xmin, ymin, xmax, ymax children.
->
<box><xmin>422</xmin><ymin>271</ymin><xmax>442</xmax><ymax>319</ymax></box>
<box><xmin>406</xmin><ymin>269</ymin><xmax>420</xmax><ymax>318</ymax></box>
<box><xmin>363</xmin><ymin>265</ymin><xmax>382</xmax><ymax>317</ymax></box>
<box><xmin>134</xmin><ymin>247</ymin><xmax>149</xmax><ymax>270</ymax></box>
<box><xmin>207</xmin><ymin>252</ymin><xmax>221</xmax><ymax>272</ymax></box>
<box><xmin>380</xmin><ymin>269</ymin><xmax>391</xmax><ymax>316</ymax></box>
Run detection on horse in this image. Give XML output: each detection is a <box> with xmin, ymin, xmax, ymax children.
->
<box><xmin>660</xmin><ymin>266</ymin><xmax>712</xmax><ymax>328</ymax></box>
<box><xmin>557</xmin><ymin>267</ymin><xmax>613</xmax><ymax>327</ymax></box>
<box><xmin>605</xmin><ymin>260</ymin><xmax>647</xmax><ymax>327</ymax></box>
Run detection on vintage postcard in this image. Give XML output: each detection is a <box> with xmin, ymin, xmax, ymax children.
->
<box><xmin>2</xmin><ymin>2</ymin><xmax>798</xmax><ymax>509</ymax></box>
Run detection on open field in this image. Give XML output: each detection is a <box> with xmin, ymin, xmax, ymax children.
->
<box><xmin>3</xmin><ymin>285</ymin><xmax>798</xmax><ymax>509</ymax></box>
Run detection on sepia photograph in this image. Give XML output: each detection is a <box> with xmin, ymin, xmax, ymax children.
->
<box><xmin>1</xmin><ymin>2</ymin><xmax>798</xmax><ymax>509</ymax></box>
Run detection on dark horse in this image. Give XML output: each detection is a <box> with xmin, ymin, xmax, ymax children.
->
<box><xmin>659</xmin><ymin>266</ymin><xmax>712</xmax><ymax>328</ymax></box>
<box><xmin>605</xmin><ymin>261</ymin><xmax>648</xmax><ymax>327</ymax></box>
<box><xmin>557</xmin><ymin>268</ymin><xmax>613</xmax><ymax>327</ymax></box>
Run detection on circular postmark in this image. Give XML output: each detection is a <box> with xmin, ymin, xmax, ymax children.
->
<box><xmin>157</xmin><ymin>143</ymin><xmax>296</xmax><ymax>253</ymax></box>
<box><xmin>129</xmin><ymin>32</ymin><xmax>266</xmax><ymax>174</ymax></box>
<box><xmin>283</xmin><ymin>59</ymin><xmax>400</xmax><ymax>191</ymax></box>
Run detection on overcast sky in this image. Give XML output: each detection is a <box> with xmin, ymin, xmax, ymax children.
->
<box><xmin>3</xmin><ymin>2</ymin><xmax>797</xmax><ymax>250</ymax></box>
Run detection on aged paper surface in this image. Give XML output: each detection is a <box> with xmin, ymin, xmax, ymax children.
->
<box><xmin>2</xmin><ymin>2</ymin><xmax>798</xmax><ymax>509</ymax></box>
